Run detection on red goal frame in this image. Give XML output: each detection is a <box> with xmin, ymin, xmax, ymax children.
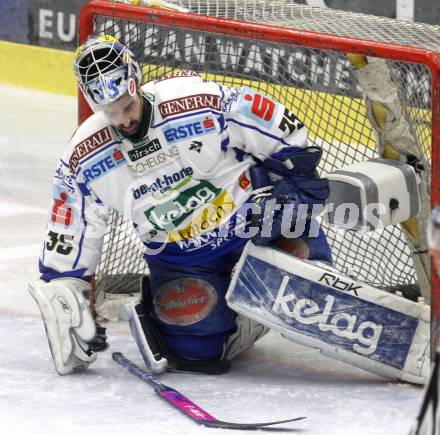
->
<box><xmin>78</xmin><ymin>0</ymin><xmax>440</xmax><ymax>343</ymax></box>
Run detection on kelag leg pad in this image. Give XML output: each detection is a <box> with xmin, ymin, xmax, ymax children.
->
<box><xmin>226</xmin><ymin>242</ymin><xmax>430</xmax><ymax>384</ymax></box>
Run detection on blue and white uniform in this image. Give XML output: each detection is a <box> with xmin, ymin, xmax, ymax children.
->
<box><xmin>40</xmin><ymin>71</ymin><xmax>330</xmax><ymax>359</ymax></box>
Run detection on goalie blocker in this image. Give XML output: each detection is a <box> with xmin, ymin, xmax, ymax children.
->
<box><xmin>226</xmin><ymin>242</ymin><xmax>430</xmax><ymax>384</ymax></box>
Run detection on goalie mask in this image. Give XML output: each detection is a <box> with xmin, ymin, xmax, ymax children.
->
<box><xmin>73</xmin><ymin>35</ymin><xmax>142</xmax><ymax>111</ymax></box>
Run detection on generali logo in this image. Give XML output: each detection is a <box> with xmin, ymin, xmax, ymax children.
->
<box><xmin>158</xmin><ymin>94</ymin><xmax>220</xmax><ymax>119</ymax></box>
<box><xmin>69</xmin><ymin>127</ymin><xmax>112</xmax><ymax>172</ymax></box>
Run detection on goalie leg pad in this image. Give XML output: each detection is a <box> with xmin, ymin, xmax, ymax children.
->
<box><xmin>28</xmin><ymin>279</ymin><xmax>97</xmax><ymax>375</ymax></box>
<box><xmin>226</xmin><ymin>242</ymin><xmax>430</xmax><ymax>384</ymax></box>
<box><xmin>123</xmin><ymin>289</ymin><xmax>169</xmax><ymax>374</ymax></box>
<box><xmin>223</xmin><ymin>314</ymin><xmax>269</xmax><ymax>360</ymax></box>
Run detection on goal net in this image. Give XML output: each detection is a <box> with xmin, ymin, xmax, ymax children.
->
<box><xmin>78</xmin><ymin>0</ymin><xmax>440</xmax><ymax>325</ymax></box>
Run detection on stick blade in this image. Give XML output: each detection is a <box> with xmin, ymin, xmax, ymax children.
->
<box><xmin>203</xmin><ymin>416</ymin><xmax>306</xmax><ymax>429</ymax></box>
<box><xmin>113</xmin><ymin>351</ymin><xmax>306</xmax><ymax>431</ymax></box>
<box><xmin>159</xmin><ymin>387</ymin><xmax>306</xmax><ymax>429</ymax></box>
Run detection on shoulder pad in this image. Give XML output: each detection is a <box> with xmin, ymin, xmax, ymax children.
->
<box><xmin>154</xmin><ymin>70</ymin><xmax>202</xmax><ymax>84</ymax></box>
<box><xmin>67</xmin><ymin>113</ymin><xmax>117</xmax><ymax>174</ymax></box>
<box><xmin>152</xmin><ymin>76</ymin><xmax>222</xmax><ymax>121</ymax></box>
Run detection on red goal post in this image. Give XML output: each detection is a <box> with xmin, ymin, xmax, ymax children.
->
<box><xmin>78</xmin><ymin>0</ymin><xmax>440</xmax><ymax>341</ymax></box>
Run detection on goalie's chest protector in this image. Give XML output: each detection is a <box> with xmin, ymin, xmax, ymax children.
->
<box><xmin>147</xmin><ymin>76</ymin><xmax>227</xmax><ymax>178</ymax></box>
<box><xmin>123</xmin><ymin>79</ymin><xmax>252</xmax><ymax>242</ymax></box>
<box><xmin>75</xmin><ymin>77</ymin><xmax>253</xmax><ymax>255</ymax></box>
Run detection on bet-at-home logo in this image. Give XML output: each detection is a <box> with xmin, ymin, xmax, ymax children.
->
<box><xmin>145</xmin><ymin>180</ymin><xmax>221</xmax><ymax>231</ymax></box>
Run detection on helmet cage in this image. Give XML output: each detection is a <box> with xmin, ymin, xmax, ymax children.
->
<box><xmin>84</xmin><ymin>65</ymin><xmax>130</xmax><ymax>106</ymax></box>
<box><xmin>74</xmin><ymin>36</ymin><xmax>141</xmax><ymax>109</ymax></box>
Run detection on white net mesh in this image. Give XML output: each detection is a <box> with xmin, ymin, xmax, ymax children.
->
<box><xmin>149</xmin><ymin>0</ymin><xmax>440</xmax><ymax>50</ymax></box>
<box><xmin>85</xmin><ymin>0</ymin><xmax>435</xmax><ymax>307</ymax></box>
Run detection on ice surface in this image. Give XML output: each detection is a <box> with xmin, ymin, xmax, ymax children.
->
<box><xmin>0</xmin><ymin>85</ymin><xmax>425</xmax><ymax>435</ymax></box>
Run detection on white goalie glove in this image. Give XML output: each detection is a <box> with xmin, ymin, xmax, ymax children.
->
<box><xmin>29</xmin><ymin>278</ymin><xmax>101</xmax><ymax>375</ymax></box>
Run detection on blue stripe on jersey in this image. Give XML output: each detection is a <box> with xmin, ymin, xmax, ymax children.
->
<box><xmin>217</xmin><ymin>113</ymin><xmax>226</xmax><ymax>132</ymax></box>
<box><xmin>153</xmin><ymin>109</ymin><xmax>223</xmax><ymax>128</ymax></box>
<box><xmin>233</xmin><ymin>148</ymin><xmax>246</xmax><ymax>162</ymax></box>
<box><xmin>226</xmin><ymin>118</ymin><xmax>292</xmax><ymax>147</ymax></box>
<box><xmin>77</xmin><ymin>182</ymin><xmax>91</xmax><ymax>197</ymax></box>
<box><xmin>72</xmin><ymin>195</ymin><xmax>87</xmax><ymax>269</ymax></box>
<box><xmin>217</xmin><ymin>83</ymin><xmax>225</xmax><ymax>102</ymax></box>
<box><xmin>221</xmin><ymin>136</ymin><xmax>230</xmax><ymax>151</ymax></box>
<box><xmin>39</xmin><ymin>260</ymin><xmax>90</xmax><ymax>282</ymax></box>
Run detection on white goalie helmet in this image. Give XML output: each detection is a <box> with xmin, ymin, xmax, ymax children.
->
<box><xmin>73</xmin><ymin>35</ymin><xmax>142</xmax><ymax>111</ymax></box>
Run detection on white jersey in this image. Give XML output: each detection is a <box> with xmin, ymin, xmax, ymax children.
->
<box><xmin>40</xmin><ymin>72</ymin><xmax>308</xmax><ymax>281</ymax></box>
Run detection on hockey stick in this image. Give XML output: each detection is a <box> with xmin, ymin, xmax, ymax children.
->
<box><xmin>112</xmin><ymin>352</ymin><xmax>305</xmax><ymax>429</ymax></box>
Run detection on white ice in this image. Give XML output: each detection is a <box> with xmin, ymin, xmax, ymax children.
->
<box><xmin>0</xmin><ymin>85</ymin><xmax>425</xmax><ymax>435</ymax></box>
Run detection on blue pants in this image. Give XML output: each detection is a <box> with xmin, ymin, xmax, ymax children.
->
<box><xmin>146</xmin><ymin>227</ymin><xmax>332</xmax><ymax>360</ymax></box>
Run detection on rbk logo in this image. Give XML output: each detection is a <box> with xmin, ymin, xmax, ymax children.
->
<box><xmin>189</xmin><ymin>141</ymin><xmax>203</xmax><ymax>153</ymax></box>
<box><xmin>318</xmin><ymin>272</ymin><xmax>362</xmax><ymax>296</ymax></box>
<box><xmin>57</xmin><ymin>296</ymin><xmax>71</xmax><ymax>314</ymax></box>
